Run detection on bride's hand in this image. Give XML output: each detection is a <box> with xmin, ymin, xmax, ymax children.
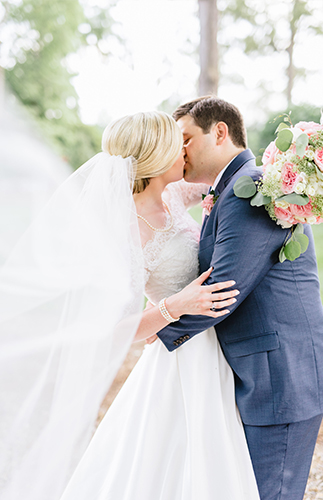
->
<box><xmin>166</xmin><ymin>267</ymin><xmax>239</xmax><ymax>319</ymax></box>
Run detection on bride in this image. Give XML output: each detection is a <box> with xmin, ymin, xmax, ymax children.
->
<box><xmin>0</xmin><ymin>111</ymin><xmax>259</xmax><ymax>499</ymax></box>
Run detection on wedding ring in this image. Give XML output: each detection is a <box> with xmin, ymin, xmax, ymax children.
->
<box><xmin>210</xmin><ymin>305</ymin><xmax>217</xmax><ymax>312</ymax></box>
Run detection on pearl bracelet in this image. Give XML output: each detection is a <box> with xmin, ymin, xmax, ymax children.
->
<box><xmin>158</xmin><ymin>297</ymin><xmax>180</xmax><ymax>323</ymax></box>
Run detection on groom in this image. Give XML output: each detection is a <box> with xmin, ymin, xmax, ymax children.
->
<box><xmin>157</xmin><ymin>96</ymin><xmax>323</xmax><ymax>499</ymax></box>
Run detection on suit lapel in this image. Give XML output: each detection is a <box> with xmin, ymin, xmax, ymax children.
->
<box><xmin>214</xmin><ymin>148</ymin><xmax>255</xmax><ymax>196</ymax></box>
<box><xmin>200</xmin><ymin>149</ymin><xmax>255</xmax><ymax>238</ymax></box>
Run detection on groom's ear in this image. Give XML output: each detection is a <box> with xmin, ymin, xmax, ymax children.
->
<box><xmin>212</xmin><ymin>122</ymin><xmax>228</xmax><ymax>145</ymax></box>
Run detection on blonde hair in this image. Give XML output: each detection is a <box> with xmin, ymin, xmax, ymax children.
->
<box><xmin>102</xmin><ymin>111</ymin><xmax>183</xmax><ymax>193</ymax></box>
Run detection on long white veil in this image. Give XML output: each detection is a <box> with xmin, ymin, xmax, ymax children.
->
<box><xmin>0</xmin><ymin>153</ymin><xmax>144</xmax><ymax>499</ymax></box>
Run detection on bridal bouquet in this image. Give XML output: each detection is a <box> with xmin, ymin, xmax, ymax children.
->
<box><xmin>234</xmin><ymin>116</ymin><xmax>323</xmax><ymax>262</ymax></box>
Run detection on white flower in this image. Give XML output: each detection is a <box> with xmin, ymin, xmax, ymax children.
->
<box><xmin>306</xmin><ymin>150</ymin><xmax>315</xmax><ymax>160</ymax></box>
<box><xmin>294</xmin><ymin>216</ymin><xmax>306</xmax><ymax>223</ymax></box>
<box><xmin>295</xmin><ymin>182</ymin><xmax>306</xmax><ymax>194</ymax></box>
<box><xmin>276</xmin><ymin>219</ymin><xmax>292</xmax><ymax>229</ymax></box>
<box><xmin>272</xmin><ymin>171</ymin><xmax>281</xmax><ymax>182</ymax></box>
<box><xmin>306</xmin><ymin>185</ymin><xmax>316</xmax><ymax>197</ymax></box>
<box><xmin>276</xmin><ymin>200</ymin><xmax>289</xmax><ymax>209</ymax></box>
<box><xmin>306</xmin><ymin>216</ymin><xmax>317</xmax><ymax>224</ymax></box>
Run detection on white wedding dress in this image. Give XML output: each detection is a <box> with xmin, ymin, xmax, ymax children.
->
<box><xmin>60</xmin><ymin>181</ymin><xmax>260</xmax><ymax>500</ymax></box>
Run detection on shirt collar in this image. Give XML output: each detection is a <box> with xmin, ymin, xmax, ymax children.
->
<box><xmin>211</xmin><ymin>155</ymin><xmax>237</xmax><ymax>191</ymax></box>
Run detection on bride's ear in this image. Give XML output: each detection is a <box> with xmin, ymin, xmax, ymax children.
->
<box><xmin>213</xmin><ymin>122</ymin><xmax>228</xmax><ymax>145</ymax></box>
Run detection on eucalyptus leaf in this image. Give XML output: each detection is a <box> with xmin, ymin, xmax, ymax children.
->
<box><xmin>295</xmin><ymin>133</ymin><xmax>309</xmax><ymax>158</ymax></box>
<box><xmin>294</xmin><ymin>233</ymin><xmax>309</xmax><ymax>253</ymax></box>
<box><xmin>284</xmin><ymin>240</ymin><xmax>301</xmax><ymax>261</ymax></box>
<box><xmin>275</xmin><ymin>128</ymin><xmax>293</xmax><ymax>152</ymax></box>
<box><xmin>279</xmin><ymin>246</ymin><xmax>287</xmax><ymax>263</ymax></box>
<box><xmin>276</xmin><ymin>193</ymin><xmax>309</xmax><ymax>206</ymax></box>
<box><xmin>255</xmin><ymin>155</ymin><xmax>263</xmax><ymax>166</ymax></box>
<box><xmin>315</xmin><ymin>165</ymin><xmax>323</xmax><ymax>181</ymax></box>
<box><xmin>293</xmin><ymin>223</ymin><xmax>304</xmax><ymax>235</ymax></box>
<box><xmin>233</xmin><ymin>176</ymin><xmax>257</xmax><ymax>198</ymax></box>
<box><xmin>275</xmin><ymin>122</ymin><xmax>290</xmax><ymax>134</ymax></box>
<box><xmin>250</xmin><ymin>192</ymin><xmax>271</xmax><ymax>207</ymax></box>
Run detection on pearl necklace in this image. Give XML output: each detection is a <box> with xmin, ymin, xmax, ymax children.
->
<box><xmin>136</xmin><ymin>201</ymin><xmax>173</xmax><ymax>232</ymax></box>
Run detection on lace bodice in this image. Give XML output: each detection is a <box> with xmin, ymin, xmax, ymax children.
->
<box><xmin>143</xmin><ymin>180</ymin><xmax>208</xmax><ymax>305</ymax></box>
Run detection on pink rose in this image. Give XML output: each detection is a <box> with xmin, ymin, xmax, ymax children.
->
<box><xmin>281</xmin><ymin>162</ymin><xmax>301</xmax><ymax>194</ymax></box>
<box><xmin>289</xmin><ymin>201</ymin><xmax>314</xmax><ymax>218</ymax></box>
<box><xmin>314</xmin><ymin>148</ymin><xmax>323</xmax><ymax>172</ymax></box>
<box><xmin>274</xmin><ymin>206</ymin><xmax>297</xmax><ymax>224</ymax></box>
<box><xmin>201</xmin><ymin>194</ymin><xmax>215</xmax><ymax>215</ymax></box>
<box><xmin>262</xmin><ymin>141</ymin><xmax>278</xmax><ymax>170</ymax></box>
<box><xmin>294</xmin><ymin>121</ymin><xmax>323</xmax><ymax>137</ymax></box>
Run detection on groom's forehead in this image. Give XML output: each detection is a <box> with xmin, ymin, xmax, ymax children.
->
<box><xmin>177</xmin><ymin>115</ymin><xmax>201</xmax><ymax>135</ymax></box>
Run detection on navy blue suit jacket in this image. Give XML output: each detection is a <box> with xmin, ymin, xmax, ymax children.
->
<box><xmin>158</xmin><ymin>149</ymin><xmax>323</xmax><ymax>426</ymax></box>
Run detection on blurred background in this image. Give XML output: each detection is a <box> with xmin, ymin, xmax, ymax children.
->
<box><xmin>1</xmin><ymin>1</ymin><xmax>323</xmax><ymax>495</ymax></box>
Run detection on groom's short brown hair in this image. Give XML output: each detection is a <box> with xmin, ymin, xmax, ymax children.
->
<box><xmin>173</xmin><ymin>96</ymin><xmax>247</xmax><ymax>149</ymax></box>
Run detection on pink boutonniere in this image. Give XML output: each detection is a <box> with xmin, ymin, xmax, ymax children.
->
<box><xmin>201</xmin><ymin>190</ymin><xmax>219</xmax><ymax>216</ymax></box>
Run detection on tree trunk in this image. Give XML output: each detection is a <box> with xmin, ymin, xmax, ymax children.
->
<box><xmin>198</xmin><ymin>0</ymin><xmax>219</xmax><ymax>96</ymax></box>
<box><xmin>286</xmin><ymin>1</ymin><xmax>298</xmax><ymax>107</ymax></box>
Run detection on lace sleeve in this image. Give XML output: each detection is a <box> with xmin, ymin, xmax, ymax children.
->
<box><xmin>165</xmin><ymin>180</ymin><xmax>209</xmax><ymax>209</ymax></box>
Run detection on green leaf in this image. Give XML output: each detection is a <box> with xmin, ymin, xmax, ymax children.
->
<box><xmin>250</xmin><ymin>192</ymin><xmax>271</xmax><ymax>206</ymax></box>
<box><xmin>315</xmin><ymin>165</ymin><xmax>323</xmax><ymax>181</ymax></box>
<box><xmin>295</xmin><ymin>133</ymin><xmax>309</xmax><ymax>158</ymax></box>
<box><xmin>276</xmin><ymin>194</ymin><xmax>309</xmax><ymax>206</ymax></box>
<box><xmin>255</xmin><ymin>155</ymin><xmax>263</xmax><ymax>166</ymax></box>
<box><xmin>293</xmin><ymin>223</ymin><xmax>304</xmax><ymax>235</ymax></box>
<box><xmin>275</xmin><ymin>128</ymin><xmax>293</xmax><ymax>152</ymax></box>
<box><xmin>284</xmin><ymin>240</ymin><xmax>301</xmax><ymax>261</ymax></box>
<box><xmin>233</xmin><ymin>176</ymin><xmax>257</xmax><ymax>199</ymax></box>
<box><xmin>279</xmin><ymin>246</ymin><xmax>287</xmax><ymax>263</ymax></box>
<box><xmin>275</xmin><ymin>122</ymin><xmax>290</xmax><ymax>134</ymax></box>
<box><xmin>294</xmin><ymin>233</ymin><xmax>309</xmax><ymax>253</ymax></box>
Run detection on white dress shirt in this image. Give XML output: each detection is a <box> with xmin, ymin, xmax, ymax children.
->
<box><xmin>211</xmin><ymin>155</ymin><xmax>237</xmax><ymax>191</ymax></box>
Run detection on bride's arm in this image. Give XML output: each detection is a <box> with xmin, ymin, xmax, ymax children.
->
<box><xmin>133</xmin><ymin>268</ymin><xmax>239</xmax><ymax>342</ymax></box>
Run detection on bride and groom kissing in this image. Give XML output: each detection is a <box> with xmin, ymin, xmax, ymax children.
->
<box><xmin>61</xmin><ymin>96</ymin><xmax>323</xmax><ymax>500</ymax></box>
<box><xmin>157</xmin><ymin>97</ymin><xmax>323</xmax><ymax>499</ymax></box>
<box><xmin>2</xmin><ymin>96</ymin><xmax>323</xmax><ymax>500</ymax></box>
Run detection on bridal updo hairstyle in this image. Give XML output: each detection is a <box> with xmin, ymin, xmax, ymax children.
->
<box><xmin>102</xmin><ymin>111</ymin><xmax>183</xmax><ymax>194</ymax></box>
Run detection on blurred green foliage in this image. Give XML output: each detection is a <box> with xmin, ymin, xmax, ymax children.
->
<box><xmin>2</xmin><ymin>0</ymin><xmax>115</xmax><ymax>168</ymax></box>
<box><xmin>247</xmin><ymin>104</ymin><xmax>322</xmax><ymax>157</ymax></box>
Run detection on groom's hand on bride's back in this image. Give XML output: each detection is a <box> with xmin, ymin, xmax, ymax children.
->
<box><xmin>166</xmin><ymin>267</ymin><xmax>239</xmax><ymax>320</ymax></box>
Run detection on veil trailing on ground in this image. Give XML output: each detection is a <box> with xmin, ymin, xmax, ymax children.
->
<box><xmin>0</xmin><ymin>153</ymin><xmax>145</xmax><ymax>499</ymax></box>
